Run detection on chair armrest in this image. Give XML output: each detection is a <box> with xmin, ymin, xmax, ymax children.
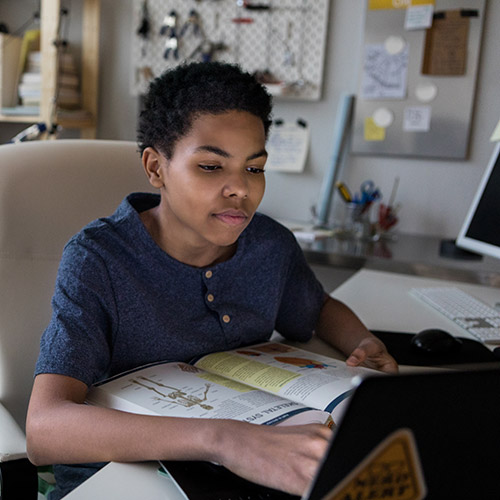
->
<box><xmin>0</xmin><ymin>404</ymin><xmax>37</xmax><ymax>498</ymax></box>
<box><xmin>0</xmin><ymin>404</ymin><xmax>27</xmax><ymax>462</ymax></box>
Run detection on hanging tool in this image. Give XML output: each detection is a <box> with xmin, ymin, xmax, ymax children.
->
<box><xmin>188</xmin><ymin>40</ymin><xmax>228</xmax><ymax>62</ymax></box>
<box><xmin>180</xmin><ymin>9</ymin><xmax>202</xmax><ymax>38</ymax></box>
<box><xmin>160</xmin><ymin>10</ymin><xmax>179</xmax><ymax>60</ymax></box>
<box><xmin>231</xmin><ymin>17</ymin><xmax>254</xmax><ymax>23</ymax></box>
<box><xmin>136</xmin><ymin>0</ymin><xmax>151</xmax><ymax>56</ymax></box>
<box><xmin>136</xmin><ymin>0</ymin><xmax>150</xmax><ymax>39</ymax></box>
<box><xmin>237</xmin><ymin>0</ymin><xmax>271</xmax><ymax>10</ymax></box>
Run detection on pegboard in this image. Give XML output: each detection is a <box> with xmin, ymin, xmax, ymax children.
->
<box><xmin>131</xmin><ymin>0</ymin><xmax>330</xmax><ymax>100</ymax></box>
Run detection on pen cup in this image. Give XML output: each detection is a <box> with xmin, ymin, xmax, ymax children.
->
<box><xmin>342</xmin><ymin>202</ymin><xmax>372</xmax><ymax>239</ymax></box>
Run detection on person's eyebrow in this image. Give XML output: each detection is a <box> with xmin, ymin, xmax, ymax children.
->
<box><xmin>194</xmin><ymin>145</ymin><xmax>231</xmax><ymax>158</ymax></box>
<box><xmin>194</xmin><ymin>145</ymin><xmax>268</xmax><ymax>161</ymax></box>
<box><xmin>247</xmin><ymin>149</ymin><xmax>268</xmax><ymax>161</ymax></box>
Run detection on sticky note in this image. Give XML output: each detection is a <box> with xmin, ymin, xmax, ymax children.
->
<box><xmin>364</xmin><ymin>117</ymin><xmax>386</xmax><ymax>141</ymax></box>
<box><xmin>369</xmin><ymin>0</ymin><xmax>434</xmax><ymax>10</ymax></box>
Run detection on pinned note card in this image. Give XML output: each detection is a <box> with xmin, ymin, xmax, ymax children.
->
<box><xmin>405</xmin><ymin>4</ymin><xmax>434</xmax><ymax>30</ymax></box>
<box><xmin>422</xmin><ymin>10</ymin><xmax>473</xmax><ymax>76</ymax></box>
<box><xmin>266</xmin><ymin>120</ymin><xmax>309</xmax><ymax>173</ymax></box>
<box><xmin>403</xmin><ymin>106</ymin><xmax>431</xmax><ymax>132</ymax></box>
<box><xmin>361</xmin><ymin>42</ymin><xmax>409</xmax><ymax>100</ymax></box>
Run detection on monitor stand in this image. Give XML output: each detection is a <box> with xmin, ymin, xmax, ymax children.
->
<box><xmin>439</xmin><ymin>239</ymin><xmax>483</xmax><ymax>260</ymax></box>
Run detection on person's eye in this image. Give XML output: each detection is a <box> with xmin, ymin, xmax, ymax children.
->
<box><xmin>246</xmin><ymin>167</ymin><xmax>266</xmax><ymax>174</ymax></box>
<box><xmin>198</xmin><ymin>164</ymin><xmax>221</xmax><ymax>172</ymax></box>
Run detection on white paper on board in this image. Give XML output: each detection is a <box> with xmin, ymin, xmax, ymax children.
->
<box><xmin>361</xmin><ymin>43</ymin><xmax>409</xmax><ymax>100</ymax></box>
<box><xmin>405</xmin><ymin>5</ymin><xmax>434</xmax><ymax>30</ymax></box>
<box><xmin>266</xmin><ymin>122</ymin><xmax>309</xmax><ymax>173</ymax></box>
<box><xmin>403</xmin><ymin>106</ymin><xmax>432</xmax><ymax>132</ymax></box>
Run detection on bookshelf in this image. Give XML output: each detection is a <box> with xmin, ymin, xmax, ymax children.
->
<box><xmin>0</xmin><ymin>0</ymin><xmax>100</xmax><ymax>138</ymax></box>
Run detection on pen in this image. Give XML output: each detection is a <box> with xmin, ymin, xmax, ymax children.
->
<box><xmin>388</xmin><ymin>176</ymin><xmax>400</xmax><ymax>208</ymax></box>
<box><xmin>335</xmin><ymin>181</ymin><xmax>352</xmax><ymax>203</ymax></box>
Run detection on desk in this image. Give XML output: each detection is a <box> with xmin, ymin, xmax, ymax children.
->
<box><xmin>64</xmin><ymin>461</ymin><xmax>182</xmax><ymax>499</ymax></box>
<box><xmin>300</xmin><ymin>232</ymin><xmax>500</xmax><ymax>287</ymax></box>
<box><xmin>331</xmin><ymin>268</ymin><xmax>500</xmax><ymax>340</ymax></box>
<box><xmin>64</xmin><ymin>269</ymin><xmax>500</xmax><ymax>499</ymax></box>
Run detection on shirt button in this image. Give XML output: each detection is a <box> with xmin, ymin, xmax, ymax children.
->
<box><xmin>205</xmin><ymin>270</ymin><xmax>213</xmax><ymax>278</ymax></box>
<box><xmin>207</xmin><ymin>294</ymin><xmax>214</xmax><ymax>302</ymax></box>
<box><xmin>222</xmin><ymin>314</ymin><xmax>231</xmax><ymax>323</ymax></box>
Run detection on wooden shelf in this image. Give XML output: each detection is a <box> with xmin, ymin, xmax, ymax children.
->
<box><xmin>0</xmin><ymin>0</ymin><xmax>100</xmax><ymax>138</ymax></box>
<box><xmin>0</xmin><ymin>114</ymin><xmax>40</xmax><ymax>124</ymax></box>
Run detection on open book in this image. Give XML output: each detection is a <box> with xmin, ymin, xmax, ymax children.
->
<box><xmin>87</xmin><ymin>341</ymin><xmax>375</xmax><ymax>428</ymax></box>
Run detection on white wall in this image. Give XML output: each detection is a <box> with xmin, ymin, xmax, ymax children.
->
<box><xmin>3</xmin><ymin>1</ymin><xmax>500</xmax><ymax>239</ymax></box>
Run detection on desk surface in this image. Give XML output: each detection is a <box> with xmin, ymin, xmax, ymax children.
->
<box><xmin>300</xmin><ymin>232</ymin><xmax>500</xmax><ymax>287</ymax></box>
<box><xmin>64</xmin><ymin>461</ymin><xmax>182</xmax><ymax>499</ymax></box>
<box><xmin>64</xmin><ymin>269</ymin><xmax>500</xmax><ymax>499</ymax></box>
<box><xmin>331</xmin><ymin>268</ymin><xmax>500</xmax><ymax>339</ymax></box>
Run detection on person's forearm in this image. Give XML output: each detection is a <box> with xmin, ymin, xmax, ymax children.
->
<box><xmin>27</xmin><ymin>402</ymin><xmax>223</xmax><ymax>466</ymax></box>
<box><xmin>315</xmin><ymin>295</ymin><xmax>376</xmax><ymax>356</ymax></box>
<box><xmin>27</xmin><ymin>374</ymin><xmax>333</xmax><ymax>495</ymax></box>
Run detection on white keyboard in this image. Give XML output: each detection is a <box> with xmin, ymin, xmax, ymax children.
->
<box><xmin>410</xmin><ymin>287</ymin><xmax>500</xmax><ymax>345</ymax></box>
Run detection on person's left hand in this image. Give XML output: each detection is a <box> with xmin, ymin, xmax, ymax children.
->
<box><xmin>345</xmin><ymin>337</ymin><xmax>398</xmax><ymax>373</ymax></box>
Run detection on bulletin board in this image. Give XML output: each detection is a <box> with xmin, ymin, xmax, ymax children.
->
<box><xmin>130</xmin><ymin>0</ymin><xmax>330</xmax><ymax>101</ymax></box>
<box><xmin>351</xmin><ymin>0</ymin><xmax>486</xmax><ymax>159</ymax></box>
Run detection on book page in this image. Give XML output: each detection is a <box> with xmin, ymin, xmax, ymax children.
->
<box><xmin>194</xmin><ymin>342</ymin><xmax>376</xmax><ymax>419</ymax></box>
<box><xmin>86</xmin><ymin>361</ymin><xmax>329</xmax><ymax>427</ymax></box>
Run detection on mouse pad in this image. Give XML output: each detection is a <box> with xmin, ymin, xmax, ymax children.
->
<box><xmin>371</xmin><ymin>330</ymin><xmax>497</xmax><ymax>366</ymax></box>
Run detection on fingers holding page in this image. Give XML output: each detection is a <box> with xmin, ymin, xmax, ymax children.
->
<box><xmin>346</xmin><ymin>338</ymin><xmax>398</xmax><ymax>373</ymax></box>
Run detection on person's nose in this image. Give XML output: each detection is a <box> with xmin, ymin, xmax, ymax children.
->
<box><xmin>222</xmin><ymin>171</ymin><xmax>249</xmax><ymax>199</ymax></box>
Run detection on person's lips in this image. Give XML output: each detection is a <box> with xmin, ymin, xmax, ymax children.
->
<box><xmin>213</xmin><ymin>209</ymin><xmax>248</xmax><ymax>226</ymax></box>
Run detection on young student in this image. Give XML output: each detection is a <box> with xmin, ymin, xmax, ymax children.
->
<box><xmin>27</xmin><ymin>62</ymin><xmax>397</xmax><ymax>499</ymax></box>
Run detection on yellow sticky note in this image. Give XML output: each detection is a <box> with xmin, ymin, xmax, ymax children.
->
<box><xmin>490</xmin><ymin>119</ymin><xmax>500</xmax><ymax>142</ymax></box>
<box><xmin>364</xmin><ymin>117</ymin><xmax>386</xmax><ymax>141</ymax></box>
<box><xmin>369</xmin><ymin>0</ymin><xmax>434</xmax><ymax>9</ymax></box>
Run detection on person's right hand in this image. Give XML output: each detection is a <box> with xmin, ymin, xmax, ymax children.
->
<box><xmin>211</xmin><ymin>420</ymin><xmax>332</xmax><ymax>496</ymax></box>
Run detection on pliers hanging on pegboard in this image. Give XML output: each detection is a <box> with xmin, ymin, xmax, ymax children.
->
<box><xmin>180</xmin><ymin>9</ymin><xmax>202</xmax><ymax>38</ymax></box>
<box><xmin>160</xmin><ymin>10</ymin><xmax>179</xmax><ymax>60</ymax></box>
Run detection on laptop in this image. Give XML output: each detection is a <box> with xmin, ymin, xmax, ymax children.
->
<box><xmin>161</xmin><ymin>365</ymin><xmax>500</xmax><ymax>500</ymax></box>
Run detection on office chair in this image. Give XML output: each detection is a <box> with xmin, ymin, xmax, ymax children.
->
<box><xmin>0</xmin><ymin>139</ymin><xmax>156</xmax><ymax>499</ymax></box>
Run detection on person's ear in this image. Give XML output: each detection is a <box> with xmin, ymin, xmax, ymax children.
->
<box><xmin>142</xmin><ymin>147</ymin><xmax>166</xmax><ymax>188</ymax></box>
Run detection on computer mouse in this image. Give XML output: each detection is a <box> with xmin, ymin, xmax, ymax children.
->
<box><xmin>410</xmin><ymin>328</ymin><xmax>463</xmax><ymax>355</ymax></box>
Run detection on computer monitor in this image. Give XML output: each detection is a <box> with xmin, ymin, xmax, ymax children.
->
<box><xmin>456</xmin><ymin>142</ymin><xmax>500</xmax><ymax>260</ymax></box>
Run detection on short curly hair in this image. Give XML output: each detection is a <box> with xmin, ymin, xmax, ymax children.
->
<box><xmin>137</xmin><ymin>62</ymin><xmax>273</xmax><ymax>158</ymax></box>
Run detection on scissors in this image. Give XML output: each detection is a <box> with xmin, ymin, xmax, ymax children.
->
<box><xmin>359</xmin><ymin>180</ymin><xmax>380</xmax><ymax>204</ymax></box>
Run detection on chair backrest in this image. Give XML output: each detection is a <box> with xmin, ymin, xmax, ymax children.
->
<box><xmin>0</xmin><ymin>139</ymin><xmax>156</xmax><ymax>428</ymax></box>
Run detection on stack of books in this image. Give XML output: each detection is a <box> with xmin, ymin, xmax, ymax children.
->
<box><xmin>56</xmin><ymin>51</ymin><xmax>81</xmax><ymax>109</ymax></box>
<box><xmin>17</xmin><ymin>51</ymin><xmax>42</xmax><ymax>108</ymax></box>
<box><xmin>17</xmin><ymin>50</ymin><xmax>81</xmax><ymax>111</ymax></box>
